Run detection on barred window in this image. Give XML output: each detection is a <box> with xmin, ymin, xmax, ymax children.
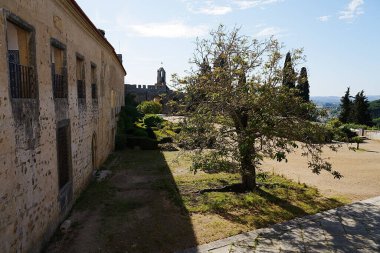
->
<box><xmin>51</xmin><ymin>42</ymin><xmax>67</xmax><ymax>98</ymax></box>
<box><xmin>6</xmin><ymin>20</ymin><xmax>36</xmax><ymax>98</ymax></box>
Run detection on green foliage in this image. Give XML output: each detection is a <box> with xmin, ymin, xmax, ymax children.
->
<box><xmin>338</xmin><ymin>88</ymin><xmax>373</xmax><ymax>126</ymax></box>
<box><xmin>339</xmin><ymin>87</ymin><xmax>352</xmax><ymax>123</ymax></box>
<box><xmin>143</xmin><ymin>114</ymin><xmax>164</xmax><ymax>127</ymax></box>
<box><xmin>117</xmin><ymin>105</ymin><xmax>141</xmax><ymax>134</ymax></box>
<box><xmin>325</xmin><ymin>119</ymin><xmax>358</xmax><ymax>143</ymax></box>
<box><xmin>352</xmin><ymin>90</ymin><xmax>373</xmax><ymax>126</ymax></box>
<box><xmin>132</xmin><ymin>128</ymin><xmax>149</xmax><ymax>137</ymax></box>
<box><xmin>137</xmin><ymin>101</ymin><xmax>162</xmax><ymax>114</ymax></box>
<box><xmin>296</xmin><ymin>67</ymin><xmax>310</xmax><ymax>102</ymax></box>
<box><xmin>282</xmin><ymin>52</ymin><xmax>296</xmax><ymax>89</ymax></box>
<box><xmin>125</xmin><ymin>136</ymin><xmax>159</xmax><ymax>150</ymax></box>
<box><xmin>369</xmin><ymin>99</ymin><xmax>380</xmax><ymax>119</ymax></box>
<box><xmin>326</xmin><ymin>118</ymin><xmax>343</xmax><ymax>128</ymax></box>
<box><xmin>373</xmin><ymin>118</ymin><xmax>380</xmax><ymax>127</ymax></box>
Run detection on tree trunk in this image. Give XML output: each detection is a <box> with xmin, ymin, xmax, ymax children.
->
<box><xmin>240</xmin><ymin>143</ymin><xmax>257</xmax><ymax>191</ymax></box>
<box><xmin>242</xmin><ymin>169</ymin><xmax>256</xmax><ymax>191</ymax></box>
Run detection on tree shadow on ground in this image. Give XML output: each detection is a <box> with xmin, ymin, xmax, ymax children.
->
<box><xmin>44</xmin><ymin>149</ymin><xmax>197</xmax><ymax>253</ymax></box>
<box><xmin>229</xmin><ymin>199</ymin><xmax>380</xmax><ymax>252</ymax></box>
<box><xmin>196</xmin><ymin>180</ymin><xmax>344</xmax><ymax>230</ymax></box>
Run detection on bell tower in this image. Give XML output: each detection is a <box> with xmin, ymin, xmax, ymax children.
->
<box><xmin>156</xmin><ymin>67</ymin><xmax>166</xmax><ymax>86</ymax></box>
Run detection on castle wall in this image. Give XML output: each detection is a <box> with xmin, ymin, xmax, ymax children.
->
<box><xmin>125</xmin><ymin>84</ymin><xmax>169</xmax><ymax>103</ymax></box>
<box><xmin>0</xmin><ymin>1</ymin><xmax>125</xmax><ymax>252</ymax></box>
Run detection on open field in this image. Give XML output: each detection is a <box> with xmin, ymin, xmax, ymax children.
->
<box><xmin>262</xmin><ymin>139</ymin><xmax>380</xmax><ymax>202</ymax></box>
<box><xmin>45</xmin><ymin>149</ymin><xmax>345</xmax><ymax>253</ymax></box>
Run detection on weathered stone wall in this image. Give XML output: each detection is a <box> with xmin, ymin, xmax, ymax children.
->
<box><xmin>0</xmin><ymin>1</ymin><xmax>125</xmax><ymax>252</ymax></box>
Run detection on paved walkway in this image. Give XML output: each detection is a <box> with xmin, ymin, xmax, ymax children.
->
<box><xmin>179</xmin><ymin>196</ymin><xmax>380</xmax><ymax>253</ymax></box>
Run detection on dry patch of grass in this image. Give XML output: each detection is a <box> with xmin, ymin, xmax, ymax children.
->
<box><xmin>45</xmin><ymin>149</ymin><xmax>347</xmax><ymax>252</ymax></box>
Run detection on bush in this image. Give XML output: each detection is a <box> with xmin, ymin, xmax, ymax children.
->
<box><xmin>125</xmin><ymin>136</ymin><xmax>159</xmax><ymax>150</ymax></box>
<box><xmin>115</xmin><ymin>134</ymin><xmax>128</xmax><ymax>150</ymax></box>
<box><xmin>146</xmin><ymin>127</ymin><xmax>157</xmax><ymax>139</ymax></box>
<box><xmin>133</xmin><ymin>128</ymin><xmax>149</xmax><ymax>137</ymax></box>
<box><xmin>333</xmin><ymin>125</ymin><xmax>358</xmax><ymax>142</ymax></box>
<box><xmin>143</xmin><ymin>114</ymin><xmax>164</xmax><ymax>127</ymax></box>
<box><xmin>117</xmin><ymin>104</ymin><xmax>142</xmax><ymax>134</ymax></box>
<box><xmin>326</xmin><ymin>118</ymin><xmax>342</xmax><ymax>129</ymax></box>
<box><xmin>137</xmin><ymin>101</ymin><xmax>162</xmax><ymax>114</ymax></box>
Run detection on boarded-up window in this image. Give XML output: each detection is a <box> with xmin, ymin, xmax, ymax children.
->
<box><xmin>6</xmin><ymin>20</ymin><xmax>36</xmax><ymax>98</ymax></box>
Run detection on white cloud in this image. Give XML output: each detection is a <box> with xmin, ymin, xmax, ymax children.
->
<box><xmin>183</xmin><ymin>1</ymin><xmax>232</xmax><ymax>16</ymax></box>
<box><xmin>198</xmin><ymin>5</ymin><xmax>233</xmax><ymax>15</ymax></box>
<box><xmin>182</xmin><ymin>0</ymin><xmax>282</xmax><ymax>15</ymax></box>
<box><xmin>318</xmin><ymin>15</ymin><xmax>331</xmax><ymax>22</ymax></box>
<box><xmin>129</xmin><ymin>21</ymin><xmax>208</xmax><ymax>38</ymax></box>
<box><xmin>255</xmin><ymin>26</ymin><xmax>284</xmax><ymax>37</ymax></box>
<box><xmin>232</xmin><ymin>0</ymin><xmax>283</xmax><ymax>10</ymax></box>
<box><xmin>339</xmin><ymin>0</ymin><xmax>364</xmax><ymax>21</ymax></box>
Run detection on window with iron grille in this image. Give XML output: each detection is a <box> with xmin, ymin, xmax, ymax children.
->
<box><xmin>76</xmin><ymin>56</ymin><xmax>85</xmax><ymax>103</ymax></box>
<box><xmin>6</xmin><ymin>18</ymin><xmax>36</xmax><ymax>98</ymax></box>
<box><xmin>51</xmin><ymin>40</ymin><xmax>67</xmax><ymax>98</ymax></box>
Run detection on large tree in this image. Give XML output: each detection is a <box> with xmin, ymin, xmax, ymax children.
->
<box><xmin>282</xmin><ymin>52</ymin><xmax>296</xmax><ymax>88</ymax></box>
<box><xmin>178</xmin><ymin>25</ymin><xmax>341</xmax><ymax>191</ymax></box>
<box><xmin>339</xmin><ymin>87</ymin><xmax>352</xmax><ymax>123</ymax></box>
<box><xmin>296</xmin><ymin>67</ymin><xmax>310</xmax><ymax>102</ymax></box>
<box><xmin>352</xmin><ymin>90</ymin><xmax>373</xmax><ymax>126</ymax></box>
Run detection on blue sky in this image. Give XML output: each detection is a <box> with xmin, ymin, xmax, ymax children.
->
<box><xmin>76</xmin><ymin>0</ymin><xmax>379</xmax><ymax>96</ymax></box>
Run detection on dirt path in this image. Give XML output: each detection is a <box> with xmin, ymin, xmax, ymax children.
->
<box><xmin>262</xmin><ymin>139</ymin><xmax>380</xmax><ymax>202</ymax></box>
<box><xmin>45</xmin><ymin>151</ymin><xmax>198</xmax><ymax>253</ymax></box>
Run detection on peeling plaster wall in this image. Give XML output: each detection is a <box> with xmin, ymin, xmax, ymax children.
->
<box><xmin>0</xmin><ymin>1</ymin><xmax>125</xmax><ymax>252</ymax></box>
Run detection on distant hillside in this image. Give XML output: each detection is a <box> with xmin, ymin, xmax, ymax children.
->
<box><xmin>312</xmin><ymin>95</ymin><xmax>380</xmax><ymax>107</ymax></box>
<box><xmin>369</xmin><ymin>99</ymin><xmax>380</xmax><ymax>119</ymax></box>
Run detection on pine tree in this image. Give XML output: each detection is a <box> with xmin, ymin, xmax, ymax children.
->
<box><xmin>352</xmin><ymin>90</ymin><xmax>373</xmax><ymax>126</ymax></box>
<box><xmin>339</xmin><ymin>87</ymin><xmax>352</xmax><ymax>123</ymax></box>
<box><xmin>282</xmin><ymin>52</ymin><xmax>296</xmax><ymax>88</ymax></box>
<box><xmin>296</xmin><ymin>67</ymin><xmax>310</xmax><ymax>102</ymax></box>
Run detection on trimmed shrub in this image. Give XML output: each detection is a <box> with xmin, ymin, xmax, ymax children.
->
<box><xmin>143</xmin><ymin>114</ymin><xmax>164</xmax><ymax>127</ymax></box>
<box><xmin>137</xmin><ymin>101</ymin><xmax>162</xmax><ymax>114</ymax></box>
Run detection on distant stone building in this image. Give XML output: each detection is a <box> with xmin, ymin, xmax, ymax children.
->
<box><xmin>0</xmin><ymin>1</ymin><xmax>125</xmax><ymax>252</ymax></box>
<box><xmin>125</xmin><ymin>67</ymin><xmax>171</xmax><ymax>103</ymax></box>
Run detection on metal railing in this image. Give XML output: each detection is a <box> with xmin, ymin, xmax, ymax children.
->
<box><xmin>9</xmin><ymin>62</ymin><xmax>36</xmax><ymax>98</ymax></box>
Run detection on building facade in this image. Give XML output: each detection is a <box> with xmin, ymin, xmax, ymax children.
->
<box><xmin>0</xmin><ymin>1</ymin><xmax>125</xmax><ymax>252</ymax></box>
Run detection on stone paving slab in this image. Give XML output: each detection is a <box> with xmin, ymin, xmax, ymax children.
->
<box><xmin>177</xmin><ymin>196</ymin><xmax>380</xmax><ymax>253</ymax></box>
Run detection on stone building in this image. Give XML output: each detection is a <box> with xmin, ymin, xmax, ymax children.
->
<box><xmin>0</xmin><ymin>1</ymin><xmax>126</xmax><ymax>252</ymax></box>
<box><xmin>125</xmin><ymin>66</ymin><xmax>171</xmax><ymax>103</ymax></box>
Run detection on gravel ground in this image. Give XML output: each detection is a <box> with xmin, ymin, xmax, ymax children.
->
<box><xmin>262</xmin><ymin>139</ymin><xmax>380</xmax><ymax>202</ymax></box>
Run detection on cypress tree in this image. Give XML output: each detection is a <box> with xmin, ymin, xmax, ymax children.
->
<box><xmin>296</xmin><ymin>67</ymin><xmax>310</xmax><ymax>102</ymax></box>
<box><xmin>339</xmin><ymin>87</ymin><xmax>352</xmax><ymax>123</ymax></box>
<box><xmin>282</xmin><ymin>52</ymin><xmax>296</xmax><ymax>88</ymax></box>
<box><xmin>352</xmin><ymin>90</ymin><xmax>373</xmax><ymax>126</ymax></box>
